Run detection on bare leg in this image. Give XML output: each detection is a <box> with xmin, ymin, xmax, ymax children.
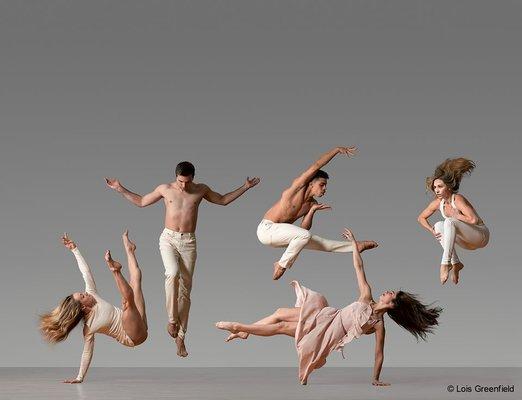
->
<box><xmin>225</xmin><ymin>307</ymin><xmax>299</xmax><ymax>341</ymax></box>
<box><xmin>216</xmin><ymin>320</ymin><xmax>297</xmax><ymax>337</ymax></box>
<box><xmin>105</xmin><ymin>250</ymin><xmax>148</xmax><ymax>345</ymax></box>
<box><xmin>122</xmin><ymin>230</ymin><xmax>147</xmax><ymax>329</ymax></box>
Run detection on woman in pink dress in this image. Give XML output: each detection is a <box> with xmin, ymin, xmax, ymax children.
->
<box><xmin>216</xmin><ymin>228</ymin><xmax>442</xmax><ymax>386</ymax></box>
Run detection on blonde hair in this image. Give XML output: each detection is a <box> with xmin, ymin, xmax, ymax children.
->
<box><xmin>426</xmin><ymin>157</ymin><xmax>476</xmax><ymax>193</ymax></box>
<box><xmin>39</xmin><ymin>295</ymin><xmax>83</xmax><ymax>343</ymax></box>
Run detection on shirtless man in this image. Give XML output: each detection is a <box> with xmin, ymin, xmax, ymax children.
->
<box><xmin>257</xmin><ymin>146</ymin><xmax>378</xmax><ymax>280</ymax></box>
<box><xmin>106</xmin><ymin>161</ymin><xmax>260</xmax><ymax>357</ymax></box>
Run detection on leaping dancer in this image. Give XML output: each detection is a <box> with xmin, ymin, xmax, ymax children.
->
<box><xmin>106</xmin><ymin>161</ymin><xmax>260</xmax><ymax>356</ymax></box>
<box><xmin>417</xmin><ymin>158</ymin><xmax>490</xmax><ymax>284</ymax></box>
<box><xmin>257</xmin><ymin>146</ymin><xmax>377</xmax><ymax>280</ymax></box>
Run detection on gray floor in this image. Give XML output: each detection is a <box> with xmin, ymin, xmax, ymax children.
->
<box><xmin>0</xmin><ymin>368</ymin><xmax>520</xmax><ymax>400</ymax></box>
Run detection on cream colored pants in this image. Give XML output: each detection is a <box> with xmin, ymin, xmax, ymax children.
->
<box><xmin>434</xmin><ymin>218</ymin><xmax>490</xmax><ymax>265</ymax></box>
<box><xmin>159</xmin><ymin>228</ymin><xmax>197</xmax><ymax>339</ymax></box>
<box><xmin>256</xmin><ymin>219</ymin><xmax>354</xmax><ymax>269</ymax></box>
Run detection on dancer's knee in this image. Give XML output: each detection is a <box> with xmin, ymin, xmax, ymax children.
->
<box><xmin>434</xmin><ymin>221</ymin><xmax>444</xmax><ymax>233</ymax></box>
<box><xmin>444</xmin><ymin>217</ymin><xmax>457</xmax><ymax>227</ymax></box>
<box><xmin>298</xmin><ymin>230</ymin><xmax>312</xmax><ymax>242</ymax></box>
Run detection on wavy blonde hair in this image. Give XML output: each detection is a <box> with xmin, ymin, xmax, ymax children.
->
<box><xmin>426</xmin><ymin>157</ymin><xmax>476</xmax><ymax>193</ymax></box>
<box><xmin>39</xmin><ymin>295</ymin><xmax>83</xmax><ymax>343</ymax></box>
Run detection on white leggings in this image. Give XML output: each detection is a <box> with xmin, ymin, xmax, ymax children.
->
<box><xmin>257</xmin><ymin>219</ymin><xmax>354</xmax><ymax>269</ymax></box>
<box><xmin>434</xmin><ymin>218</ymin><xmax>490</xmax><ymax>265</ymax></box>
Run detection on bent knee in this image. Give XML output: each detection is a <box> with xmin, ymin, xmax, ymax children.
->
<box><xmin>433</xmin><ymin>221</ymin><xmax>444</xmax><ymax>232</ymax></box>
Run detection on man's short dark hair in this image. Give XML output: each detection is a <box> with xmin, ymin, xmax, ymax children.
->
<box><xmin>311</xmin><ymin>170</ymin><xmax>329</xmax><ymax>180</ymax></box>
<box><xmin>175</xmin><ymin>161</ymin><xmax>195</xmax><ymax>177</ymax></box>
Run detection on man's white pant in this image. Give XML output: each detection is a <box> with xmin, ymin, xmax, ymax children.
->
<box><xmin>256</xmin><ymin>219</ymin><xmax>354</xmax><ymax>269</ymax></box>
<box><xmin>434</xmin><ymin>218</ymin><xmax>490</xmax><ymax>265</ymax></box>
<box><xmin>159</xmin><ymin>228</ymin><xmax>197</xmax><ymax>340</ymax></box>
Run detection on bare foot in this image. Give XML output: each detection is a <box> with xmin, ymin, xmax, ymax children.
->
<box><xmin>301</xmin><ymin>379</ymin><xmax>308</xmax><ymax>385</ymax></box>
<box><xmin>451</xmin><ymin>262</ymin><xmax>464</xmax><ymax>284</ymax></box>
<box><xmin>122</xmin><ymin>230</ymin><xmax>136</xmax><ymax>253</ymax></box>
<box><xmin>226</xmin><ymin>332</ymin><xmax>249</xmax><ymax>342</ymax></box>
<box><xmin>104</xmin><ymin>250</ymin><xmax>122</xmax><ymax>272</ymax></box>
<box><xmin>215</xmin><ymin>321</ymin><xmax>239</xmax><ymax>333</ymax></box>
<box><xmin>356</xmin><ymin>240</ymin><xmax>379</xmax><ymax>253</ymax></box>
<box><xmin>167</xmin><ymin>322</ymin><xmax>179</xmax><ymax>339</ymax></box>
<box><xmin>175</xmin><ymin>337</ymin><xmax>188</xmax><ymax>358</ymax></box>
<box><xmin>273</xmin><ymin>262</ymin><xmax>286</xmax><ymax>280</ymax></box>
<box><xmin>440</xmin><ymin>264</ymin><xmax>452</xmax><ymax>285</ymax></box>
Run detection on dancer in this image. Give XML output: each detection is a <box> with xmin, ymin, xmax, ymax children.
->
<box><xmin>39</xmin><ymin>232</ymin><xmax>147</xmax><ymax>383</ymax></box>
<box><xmin>105</xmin><ymin>161</ymin><xmax>260</xmax><ymax>357</ymax></box>
<box><xmin>217</xmin><ymin>228</ymin><xmax>441</xmax><ymax>385</ymax></box>
<box><xmin>257</xmin><ymin>146</ymin><xmax>377</xmax><ymax>280</ymax></box>
<box><xmin>417</xmin><ymin>158</ymin><xmax>490</xmax><ymax>284</ymax></box>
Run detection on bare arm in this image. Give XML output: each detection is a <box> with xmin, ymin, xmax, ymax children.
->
<box><xmin>105</xmin><ymin>178</ymin><xmax>164</xmax><ymax>208</ymax></box>
<box><xmin>290</xmin><ymin>146</ymin><xmax>357</xmax><ymax>191</ymax></box>
<box><xmin>342</xmin><ymin>228</ymin><xmax>372</xmax><ymax>303</ymax></box>
<box><xmin>449</xmin><ymin>194</ymin><xmax>480</xmax><ymax>225</ymax></box>
<box><xmin>417</xmin><ymin>199</ymin><xmax>440</xmax><ymax>238</ymax></box>
<box><xmin>203</xmin><ymin>177</ymin><xmax>260</xmax><ymax>206</ymax></box>
<box><xmin>300</xmin><ymin>203</ymin><xmax>331</xmax><ymax>230</ymax></box>
<box><xmin>62</xmin><ymin>234</ymin><xmax>96</xmax><ymax>294</ymax></box>
<box><xmin>372</xmin><ymin>323</ymin><xmax>390</xmax><ymax>386</ymax></box>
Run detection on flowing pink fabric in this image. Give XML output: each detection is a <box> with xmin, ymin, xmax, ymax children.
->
<box><xmin>291</xmin><ymin>281</ymin><xmax>374</xmax><ymax>384</ymax></box>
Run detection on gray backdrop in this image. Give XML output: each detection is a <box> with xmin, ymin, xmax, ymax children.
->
<box><xmin>0</xmin><ymin>1</ymin><xmax>520</xmax><ymax>368</ymax></box>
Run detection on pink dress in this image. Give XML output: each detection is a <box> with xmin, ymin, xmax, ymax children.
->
<box><xmin>291</xmin><ymin>281</ymin><xmax>382</xmax><ymax>383</ymax></box>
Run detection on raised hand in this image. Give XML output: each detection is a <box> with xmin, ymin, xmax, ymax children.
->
<box><xmin>61</xmin><ymin>233</ymin><xmax>77</xmax><ymax>250</ymax></box>
<box><xmin>337</xmin><ymin>146</ymin><xmax>358</xmax><ymax>157</ymax></box>
<box><xmin>105</xmin><ymin>177</ymin><xmax>122</xmax><ymax>192</ymax></box>
<box><xmin>63</xmin><ymin>378</ymin><xmax>82</xmax><ymax>384</ymax></box>
<box><xmin>311</xmin><ymin>203</ymin><xmax>332</xmax><ymax>212</ymax></box>
<box><xmin>341</xmin><ymin>228</ymin><xmax>356</xmax><ymax>242</ymax></box>
<box><xmin>244</xmin><ymin>176</ymin><xmax>261</xmax><ymax>189</ymax></box>
<box><xmin>372</xmin><ymin>380</ymin><xmax>391</xmax><ymax>387</ymax></box>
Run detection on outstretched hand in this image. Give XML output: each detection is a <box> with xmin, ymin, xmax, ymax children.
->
<box><xmin>337</xmin><ymin>146</ymin><xmax>358</xmax><ymax>157</ymax></box>
<box><xmin>311</xmin><ymin>203</ymin><xmax>332</xmax><ymax>212</ymax></box>
<box><xmin>342</xmin><ymin>228</ymin><xmax>356</xmax><ymax>242</ymax></box>
<box><xmin>244</xmin><ymin>176</ymin><xmax>261</xmax><ymax>189</ymax></box>
<box><xmin>61</xmin><ymin>233</ymin><xmax>77</xmax><ymax>250</ymax></box>
<box><xmin>372</xmin><ymin>380</ymin><xmax>391</xmax><ymax>387</ymax></box>
<box><xmin>105</xmin><ymin>177</ymin><xmax>122</xmax><ymax>191</ymax></box>
<box><xmin>63</xmin><ymin>378</ymin><xmax>82</xmax><ymax>384</ymax></box>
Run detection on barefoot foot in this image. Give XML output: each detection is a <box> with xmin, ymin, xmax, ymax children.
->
<box><xmin>167</xmin><ymin>322</ymin><xmax>179</xmax><ymax>339</ymax></box>
<box><xmin>215</xmin><ymin>321</ymin><xmax>239</xmax><ymax>333</ymax></box>
<box><xmin>175</xmin><ymin>337</ymin><xmax>188</xmax><ymax>358</ymax></box>
<box><xmin>273</xmin><ymin>262</ymin><xmax>286</xmax><ymax>280</ymax></box>
<box><xmin>105</xmin><ymin>250</ymin><xmax>122</xmax><ymax>272</ymax></box>
<box><xmin>440</xmin><ymin>264</ymin><xmax>452</xmax><ymax>285</ymax></box>
<box><xmin>122</xmin><ymin>230</ymin><xmax>136</xmax><ymax>253</ymax></box>
<box><xmin>225</xmin><ymin>332</ymin><xmax>249</xmax><ymax>342</ymax></box>
<box><xmin>356</xmin><ymin>240</ymin><xmax>379</xmax><ymax>253</ymax></box>
<box><xmin>451</xmin><ymin>262</ymin><xmax>464</xmax><ymax>284</ymax></box>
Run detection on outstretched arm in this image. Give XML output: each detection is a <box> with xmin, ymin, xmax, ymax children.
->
<box><xmin>342</xmin><ymin>228</ymin><xmax>372</xmax><ymax>303</ymax></box>
<box><xmin>417</xmin><ymin>199</ymin><xmax>441</xmax><ymax>239</ymax></box>
<box><xmin>62</xmin><ymin>234</ymin><xmax>96</xmax><ymax>294</ymax></box>
<box><xmin>105</xmin><ymin>178</ymin><xmax>163</xmax><ymax>208</ymax></box>
<box><xmin>449</xmin><ymin>194</ymin><xmax>480</xmax><ymax>225</ymax></box>
<box><xmin>300</xmin><ymin>203</ymin><xmax>331</xmax><ymax>230</ymax></box>
<box><xmin>290</xmin><ymin>146</ymin><xmax>357</xmax><ymax>191</ymax></box>
<box><xmin>372</xmin><ymin>323</ymin><xmax>390</xmax><ymax>386</ymax></box>
<box><xmin>64</xmin><ymin>327</ymin><xmax>94</xmax><ymax>384</ymax></box>
<box><xmin>203</xmin><ymin>177</ymin><xmax>260</xmax><ymax>206</ymax></box>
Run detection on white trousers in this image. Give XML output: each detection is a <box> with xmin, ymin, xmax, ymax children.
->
<box><xmin>159</xmin><ymin>228</ymin><xmax>197</xmax><ymax>339</ymax></box>
<box><xmin>434</xmin><ymin>218</ymin><xmax>489</xmax><ymax>265</ymax></box>
<box><xmin>256</xmin><ymin>219</ymin><xmax>354</xmax><ymax>269</ymax></box>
